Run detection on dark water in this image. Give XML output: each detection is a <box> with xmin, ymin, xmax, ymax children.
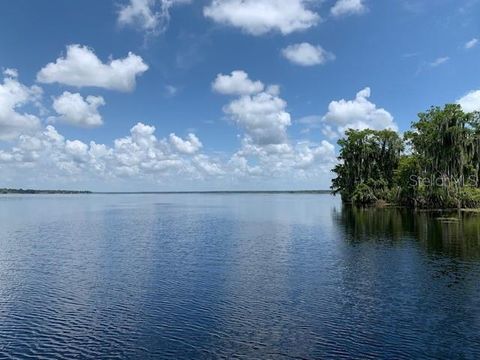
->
<box><xmin>1</xmin><ymin>194</ymin><xmax>480</xmax><ymax>359</ymax></box>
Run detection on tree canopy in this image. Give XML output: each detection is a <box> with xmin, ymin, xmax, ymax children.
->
<box><xmin>331</xmin><ymin>104</ymin><xmax>480</xmax><ymax>209</ymax></box>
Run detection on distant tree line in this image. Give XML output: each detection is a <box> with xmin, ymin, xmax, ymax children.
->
<box><xmin>0</xmin><ymin>188</ymin><xmax>91</xmax><ymax>194</ymax></box>
<box><xmin>331</xmin><ymin>104</ymin><xmax>480</xmax><ymax>209</ymax></box>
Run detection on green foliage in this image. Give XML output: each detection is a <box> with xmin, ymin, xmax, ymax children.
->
<box><xmin>351</xmin><ymin>183</ymin><xmax>377</xmax><ymax>205</ymax></box>
<box><xmin>393</xmin><ymin>155</ymin><xmax>420</xmax><ymax>206</ymax></box>
<box><xmin>332</xmin><ymin>105</ymin><xmax>480</xmax><ymax>209</ymax></box>
<box><xmin>331</xmin><ymin>128</ymin><xmax>403</xmax><ymax>202</ymax></box>
<box><xmin>405</xmin><ymin>104</ymin><xmax>479</xmax><ymax>181</ymax></box>
<box><xmin>459</xmin><ymin>187</ymin><xmax>480</xmax><ymax>208</ymax></box>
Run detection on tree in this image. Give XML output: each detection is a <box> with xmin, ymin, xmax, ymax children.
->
<box><xmin>331</xmin><ymin>104</ymin><xmax>480</xmax><ymax>209</ymax></box>
<box><xmin>405</xmin><ymin>105</ymin><xmax>480</xmax><ymax>208</ymax></box>
<box><xmin>331</xmin><ymin>129</ymin><xmax>403</xmax><ymax>204</ymax></box>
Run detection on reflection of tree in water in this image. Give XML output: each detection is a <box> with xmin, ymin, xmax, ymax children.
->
<box><xmin>333</xmin><ymin>206</ymin><xmax>480</xmax><ymax>260</ymax></box>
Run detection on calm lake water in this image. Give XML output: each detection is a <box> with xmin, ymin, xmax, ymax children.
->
<box><xmin>1</xmin><ymin>194</ymin><xmax>480</xmax><ymax>359</ymax></box>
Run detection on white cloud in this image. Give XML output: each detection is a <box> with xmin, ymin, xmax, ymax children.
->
<box><xmin>0</xmin><ymin>122</ymin><xmax>191</xmax><ymax>179</ymax></box>
<box><xmin>65</xmin><ymin>139</ymin><xmax>89</xmax><ymax>162</ymax></box>
<box><xmin>212</xmin><ymin>70</ymin><xmax>264</xmax><ymax>95</ymax></box>
<box><xmin>227</xmin><ymin>138</ymin><xmax>336</xmax><ymax>179</ymax></box>
<box><xmin>37</xmin><ymin>44</ymin><xmax>148</xmax><ymax>92</ymax></box>
<box><xmin>0</xmin><ymin>116</ymin><xmax>337</xmax><ymax>187</ymax></box>
<box><xmin>211</xmin><ymin>71</ymin><xmax>338</xmax><ymax>180</ymax></box>
<box><xmin>457</xmin><ymin>90</ymin><xmax>480</xmax><ymax>113</ymax></box>
<box><xmin>293</xmin><ymin>140</ymin><xmax>336</xmax><ymax>170</ymax></box>
<box><xmin>430</xmin><ymin>56</ymin><xmax>449</xmax><ymax>67</ymax></box>
<box><xmin>0</xmin><ymin>72</ymin><xmax>42</xmax><ymax>140</ymax></box>
<box><xmin>0</xmin><ymin>67</ymin><xmax>339</xmax><ymax>188</ymax></box>
<box><xmin>3</xmin><ymin>68</ymin><xmax>18</xmax><ymax>78</ymax></box>
<box><xmin>169</xmin><ymin>133</ymin><xmax>203</xmax><ymax>154</ymax></box>
<box><xmin>118</xmin><ymin>0</ymin><xmax>159</xmax><ymax>32</ymax></box>
<box><xmin>224</xmin><ymin>89</ymin><xmax>291</xmax><ymax>146</ymax></box>
<box><xmin>282</xmin><ymin>43</ymin><xmax>335</xmax><ymax>66</ymax></box>
<box><xmin>192</xmin><ymin>154</ymin><xmax>225</xmax><ymax>176</ymax></box>
<box><xmin>331</xmin><ymin>0</ymin><xmax>367</xmax><ymax>17</ymax></box>
<box><xmin>322</xmin><ymin>87</ymin><xmax>397</xmax><ymax>137</ymax></box>
<box><xmin>118</xmin><ymin>0</ymin><xmax>190</xmax><ymax>35</ymax></box>
<box><xmin>129</xmin><ymin>122</ymin><xmax>158</xmax><ymax>148</ymax></box>
<box><xmin>52</xmin><ymin>92</ymin><xmax>105</xmax><ymax>128</ymax></box>
<box><xmin>465</xmin><ymin>38</ymin><xmax>478</xmax><ymax>49</ymax></box>
<box><xmin>203</xmin><ymin>0</ymin><xmax>320</xmax><ymax>35</ymax></box>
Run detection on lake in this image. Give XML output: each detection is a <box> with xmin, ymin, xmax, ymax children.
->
<box><xmin>0</xmin><ymin>194</ymin><xmax>479</xmax><ymax>359</ymax></box>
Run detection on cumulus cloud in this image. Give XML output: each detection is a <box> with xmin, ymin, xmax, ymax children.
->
<box><xmin>0</xmin><ymin>62</ymin><xmax>341</xmax><ymax>188</ymax></box>
<box><xmin>293</xmin><ymin>140</ymin><xmax>336</xmax><ymax>170</ymax></box>
<box><xmin>3</xmin><ymin>68</ymin><xmax>18</xmax><ymax>78</ymax></box>
<box><xmin>65</xmin><ymin>139</ymin><xmax>89</xmax><ymax>162</ymax></box>
<box><xmin>211</xmin><ymin>70</ymin><xmax>338</xmax><ymax>180</ymax></box>
<box><xmin>169</xmin><ymin>133</ymin><xmax>203</xmax><ymax>154</ymax></box>
<box><xmin>118</xmin><ymin>0</ymin><xmax>190</xmax><ymax>35</ymax></box>
<box><xmin>227</xmin><ymin>138</ymin><xmax>336</xmax><ymax>179</ymax></box>
<box><xmin>213</xmin><ymin>73</ymin><xmax>288</xmax><ymax>148</ymax></box>
<box><xmin>282</xmin><ymin>43</ymin><xmax>335</xmax><ymax>66</ymax></box>
<box><xmin>0</xmin><ymin>122</ymin><xmax>193</xmax><ymax>179</ymax></box>
<box><xmin>213</xmin><ymin>71</ymin><xmax>337</xmax><ymax>177</ymax></box>
<box><xmin>457</xmin><ymin>90</ymin><xmax>480</xmax><ymax>113</ymax></box>
<box><xmin>212</xmin><ymin>70</ymin><xmax>264</xmax><ymax>95</ymax></box>
<box><xmin>0</xmin><ymin>67</ymin><xmax>340</xmax><ymax>188</ymax></box>
<box><xmin>203</xmin><ymin>0</ymin><xmax>320</xmax><ymax>35</ymax></box>
<box><xmin>0</xmin><ymin>71</ymin><xmax>42</xmax><ymax>140</ymax></box>
<box><xmin>331</xmin><ymin>0</ymin><xmax>367</xmax><ymax>17</ymax></box>
<box><xmin>465</xmin><ymin>38</ymin><xmax>478</xmax><ymax>50</ymax></box>
<box><xmin>52</xmin><ymin>92</ymin><xmax>105</xmax><ymax>128</ymax></box>
<box><xmin>322</xmin><ymin>87</ymin><xmax>397</xmax><ymax>138</ymax></box>
<box><xmin>192</xmin><ymin>154</ymin><xmax>225</xmax><ymax>176</ymax></box>
<box><xmin>0</xmin><ymin>116</ymin><xmax>337</xmax><ymax>188</ymax></box>
<box><xmin>119</xmin><ymin>0</ymin><xmax>158</xmax><ymax>32</ymax></box>
<box><xmin>37</xmin><ymin>44</ymin><xmax>148</xmax><ymax>92</ymax></box>
<box><xmin>224</xmin><ymin>87</ymin><xmax>291</xmax><ymax>146</ymax></box>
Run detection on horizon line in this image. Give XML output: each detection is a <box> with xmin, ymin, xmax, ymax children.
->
<box><xmin>1</xmin><ymin>188</ymin><xmax>332</xmax><ymax>194</ymax></box>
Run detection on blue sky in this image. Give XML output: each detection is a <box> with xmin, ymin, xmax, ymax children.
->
<box><xmin>0</xmin><ymin>0</ymin><xmax>479</xmax><ymax>191</ymax></box>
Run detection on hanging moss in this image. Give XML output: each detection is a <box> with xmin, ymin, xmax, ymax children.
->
<box><xmin>332</xmin><ymin>105</ymin><xmax>480</xmax><ymax>209</ymax></box>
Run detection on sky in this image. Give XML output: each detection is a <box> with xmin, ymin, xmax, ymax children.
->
<box><xmin>0</xmin><ymin>0</ymin><xmax>479</xmax><ymax>191</ymax></box>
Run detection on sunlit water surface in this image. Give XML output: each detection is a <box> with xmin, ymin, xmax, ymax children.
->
<box><xmin>1</xmin><ymin>194</ymin><xmax>480</xmax><ymax>359</ymax></box>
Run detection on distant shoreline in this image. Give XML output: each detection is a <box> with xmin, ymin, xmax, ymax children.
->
<box><xmin>95</xmin><ymin>190</ymin><xmax>333</xmax><ymax>195</ymax></box>
<box><xmin>1</xmin><ymin>189</ymin><xmax>332</xmax><ymax>195</ymax></box>
<box><xmin>0</xmin><ymin>188</ymin><xmax>92</xmax><ymax>194</ymax></box>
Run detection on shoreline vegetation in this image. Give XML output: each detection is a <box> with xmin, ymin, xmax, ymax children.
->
<box><xmin>0</xmin><ymin>188</ymin><xmax>92</xmax><ymax>194</ymax></box>
<box><xmin>331</xmin><ymin>104</ymin><xmax>480</xmax><ymax>209</ymax></box>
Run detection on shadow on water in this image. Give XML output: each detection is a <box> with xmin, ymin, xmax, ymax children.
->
<box><xmin>333</xmin><ymin>206</ymin><xmax>480</xmax><ymax>260</ymax></box>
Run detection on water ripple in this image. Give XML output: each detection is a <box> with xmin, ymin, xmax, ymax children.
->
<box><xmin>0</xmin><ymin>194</ymin><xmax>479</xmax><ymax>358</ymax></box>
